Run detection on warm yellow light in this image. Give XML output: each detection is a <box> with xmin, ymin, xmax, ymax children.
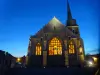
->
<box><xmin>79</xmin><ymin>47</ymin><xmax>83</xmax><ymax>54</ymax></box>
<box><xmin>35</xmin><ymin>43</ymin><xmax>42</xmax><ymax>55</ymax></box>
<box><xmin>49</xmin><ymin>37</ymin><xmax>62</xmax><ymax>55</ymax></box>
<box><xmin>79</xmin><ymin>47</ymin><xmax>82</xmax><ymax>51</ymax></box>
<box><xmin>54</xmin><ymin>46</ymin><xmax>57</xmax><ymax>48</ymax></box>
<box><xmin>69</xmin><ymin>41</ymin><xmax>75</xmax><ymax>54</ymax></box>
<box><xmin>17</xmin><ymin>58</ymin><xmax>21</xmax><ymax>62</ymax></box>
<box><xmin>92</xmin><ymin>57</ymin><xmax>97</xmax><ymax>62</ymax></box>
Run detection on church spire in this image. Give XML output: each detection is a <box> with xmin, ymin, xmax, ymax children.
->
<box><xmin>67</xmin><ymin>0</ymin><xmax>72</xmax><ymax>20</ymax></box>
<box><xmin>66</xmin><ymin>0</ymin><xmax>77</xmax><ymax>26</ymax></box>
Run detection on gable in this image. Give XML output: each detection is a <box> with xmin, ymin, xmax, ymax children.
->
<box><xmin>33</xmin><ymin>17</ymin><xmax>77</xmax><ymax>38</ymax></box>
<box><xmin>43</xmin><ymin>17</ymin><xmax>65</xmax><ymax>32</ymax></box>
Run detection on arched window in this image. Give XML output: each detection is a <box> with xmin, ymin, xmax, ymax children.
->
<box><xmin>68</xmin><ymin>41</ymin><xmax>75</xmax><ymax>54</ymax></box>
<box><xmin>36</xmin><ymin>43</ymin><xmax>42</xmax><ymax>55</ymax></box>
<box><xmin>77</xmin><ymin>39</ymin><xmax>81</xmax><ymax>46</ymax></box>
<box><xmin>49</xmin><ymin>37</ymin><xmax>62</xmax><ymax>55</ymax></box>
<box><xmin>79</xmin><ymin>47</ymin><xmax>83</xmax><ymax>54</ymax></box>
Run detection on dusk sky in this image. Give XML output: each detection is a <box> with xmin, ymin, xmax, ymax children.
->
<box><xmin>0</xmin><ymin>0</ymin><xmax>99</xmax><ymax>57</ymax></box>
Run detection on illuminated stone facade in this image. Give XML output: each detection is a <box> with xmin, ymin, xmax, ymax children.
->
<box><xmin>26</xmin><ymin>1</ymin><xmax>85</xmax><ymax>67</ymax></box>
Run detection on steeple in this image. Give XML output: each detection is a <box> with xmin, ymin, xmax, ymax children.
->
<box><xmin>67</xmin><ymin>0</ymin><xmax>72</xmax><ymax>20</ymax></box>
<box><xmin>66</xmin><ymin>0</ymin><xmax>80</xmax><ymax>36</ymax></box>
<box><xmin>66</xmin><ymin>0</ymin><xmax>77</xmax><ymax>26</ymax></box>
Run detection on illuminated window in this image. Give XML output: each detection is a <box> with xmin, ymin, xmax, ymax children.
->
<box><xmin>36</xmin><ymin>43</ymin><xmax>42</xmax><ymax>55</ymax></box>
<box><xmin>77</xmin><ymin>40</ymin><xmax>81</xmax><ymax>46</ymax></box>
<box><xmin>79</xmin><ymin>47</ymin><xmax>83</xmax><ymax>54</ymax></box>
<box><xmin>68</xmin><ymin>41</ymin><xmax>75</xmax><ymax>54</ymax></box>
<box><xmin>49</xmin><ymin>37</ymin><xmax>62</xmax><ymax>55</ymax></box>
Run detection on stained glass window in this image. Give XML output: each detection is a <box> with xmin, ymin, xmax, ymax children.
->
<box><xmin>36</xmin><ymin>43</ymin><xmax>42</xmax><ymax>55</ymax></box>
<box><xmin>79</xmin><ymin>47</ymin><xmax>83</xmax><ymax>54</ymax></box>
<box><xmin>69</xmin><ymin>41</ymin><xmax>75</xmax><ymax>54</ymax></box>
<box><xmin>77</xmin><ymin>40</ymin><xmax>81</xmax><ymax>46</ymax></box>
<box><xmin>49</xmin><ymin>37</ymin><xmax>62</xmax><ymax>55</ymax></box>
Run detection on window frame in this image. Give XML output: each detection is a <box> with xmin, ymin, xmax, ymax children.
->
<box><xmin>35</xmin><ymin>43</ymin><xmax>42</xmax><ymax>55</ymax></box>
<box><xmin>68</xmin><ymin>41</ymin><xmax>75</xmax><ymax>54</ymax></box>
<box><xmin>48</xmin><ymin>37</ymin><xmax>62</xmax><ymax>55</ymax></box>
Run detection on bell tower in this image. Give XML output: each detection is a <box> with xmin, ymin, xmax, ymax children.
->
<box><xmin>66</xmin><ymin>0</ymin><xmax>80</xmax><ymax>36</ymax></box>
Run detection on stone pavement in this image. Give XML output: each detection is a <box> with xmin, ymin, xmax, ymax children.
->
<box><xmin>4</xmin><ymin>67</ymin><xmax>97</xmax><ymax>75</ymax></box>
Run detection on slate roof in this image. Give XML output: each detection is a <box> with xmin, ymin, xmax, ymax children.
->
<box><xmin>43</xmin><ymin>16</ymin><xmax>65</xmax><ymax>32</ymax></box>
<box><xmin>32</xmin><ymin>17</ymin><xmax>77</xmax><ymax>38</ymax></box>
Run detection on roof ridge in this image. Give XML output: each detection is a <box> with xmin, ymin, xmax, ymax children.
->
<box><xmin>47</xmin><ymin>16</ymin><xmax>62</xmax><ymax>25</ymax></box>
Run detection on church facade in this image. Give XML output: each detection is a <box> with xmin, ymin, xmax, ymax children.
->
<box><xmin>26</xmin><ymin>1</ymin><xmax>85</xmax><ymax>67</ymax></box>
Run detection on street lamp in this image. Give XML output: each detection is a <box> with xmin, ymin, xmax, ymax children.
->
<box><xmin>88</xmin><ymin>61</ymin><xmax>94</xmax><ymax>67</ymax></box>
<box><xmin>88</xmin><ymin>61</ymin><xmax>93</xmax><ymax>65</ymax></box>
<box><xmin>17</xmin><ymin>58</ymin><xmax>21</xmax><ymax>62</ymax></box>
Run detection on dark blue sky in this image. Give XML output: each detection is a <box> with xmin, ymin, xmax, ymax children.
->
<box><xmin>0</xmin><ymin>0</ymin><xmax>99</xmax><ymax>57</ymax></box>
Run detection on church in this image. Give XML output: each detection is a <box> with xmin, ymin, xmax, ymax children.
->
<box><xmin>26</xmin><ymin>0</ymin><xmax>85</xmax><ymax>67</ymax></box>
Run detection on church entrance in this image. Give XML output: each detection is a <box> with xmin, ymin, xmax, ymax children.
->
<box><xmin>47</xmin><ymin>37</ymin><xmax>65</xmax><ymax>67</ymax></box>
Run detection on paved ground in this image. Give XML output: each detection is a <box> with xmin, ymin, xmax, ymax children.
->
<box><xmin>4</xmin><ymin>67</ymin><xmax>98</xmax><ymax>75</ymax></box>
<box><xmin>95</xmin><ymin>69</ymin><xmax>100</xmax><ymax>75</ymax></box>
